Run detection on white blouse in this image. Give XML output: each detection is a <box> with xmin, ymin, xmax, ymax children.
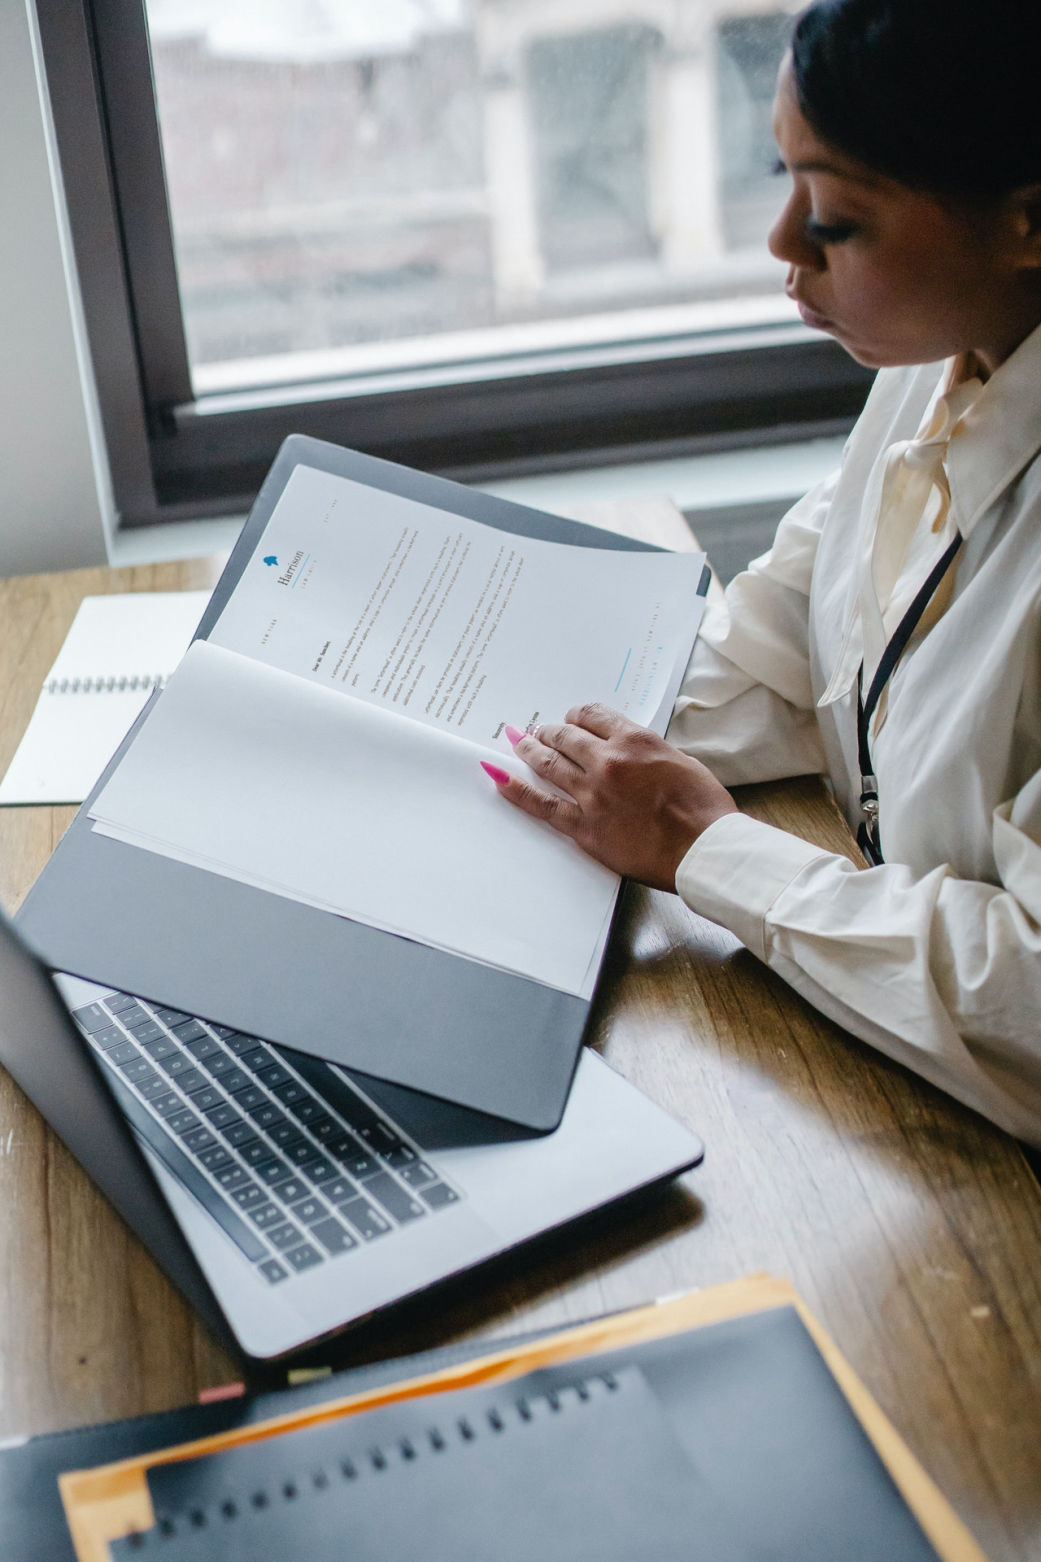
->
<box><xmin>669</xmin><ymin>320</ymin><xmax>1041</xmax><ymax>1146</ymax></box>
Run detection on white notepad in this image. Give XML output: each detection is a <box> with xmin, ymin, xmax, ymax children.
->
<box><xmin>0</xmin><ymin>591</ymin><xmax>210</xmax><ymax>806</ymax></box>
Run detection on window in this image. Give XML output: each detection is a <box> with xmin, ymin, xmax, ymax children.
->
<box><xmin>38</xmin><ymin>0</ymin><xmax>871</xmax><ymax>524</ymax></box>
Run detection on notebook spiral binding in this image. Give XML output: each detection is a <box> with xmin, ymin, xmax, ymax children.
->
<box><xmin>122</xmin><ymin>1373</ymin><xmax>620</xmax><ymax>1547</ymax></box>
<box><xmin>45</xmin><ymin>674</ymin><xmax>167</xmax><ymax>695</ymax></box>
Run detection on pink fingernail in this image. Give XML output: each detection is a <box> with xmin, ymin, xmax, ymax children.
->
<box><xmin>504</xmin><ymin>725</ymin><xmax>525</xmax><ymax>745</ymax></box>
<box><xmin>480</xmin><ymin>761</ymin><xmax>511</xmax><ymax>786</ymax></box>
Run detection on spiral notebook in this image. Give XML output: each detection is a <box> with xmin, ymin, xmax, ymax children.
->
<box><xmin>0</xmin><ymin>591</ymin><xmax>209</xmax><ymax>806</ymax></box>
<box><xmin>59</xmin><ymin>1278</ymin><xmax>986</xmax><ymax>1562</ymax></box>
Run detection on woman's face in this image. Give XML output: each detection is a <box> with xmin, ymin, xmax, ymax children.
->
<box><xmin>768</xmin><ymin>59</ymin><xmax>1035</xmax><ymax>374</ymax></box>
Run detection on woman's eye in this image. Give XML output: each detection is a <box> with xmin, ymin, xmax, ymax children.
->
<box><xmin>804</xmin><ymin>216</ymin><xmax>858</xmax><ymax>245</ymax></box>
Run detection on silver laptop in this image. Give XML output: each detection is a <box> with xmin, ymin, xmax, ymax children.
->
<box><xmin>0</xmin><ymin>910</ymin><xmax>702</xmax><ymax>1359</ymax></box>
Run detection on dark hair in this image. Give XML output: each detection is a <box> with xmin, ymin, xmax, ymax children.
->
<box><xmin>791</xmin><ymin>0</ymin><xmax>1041</xmax><ymax>199</ymax></box>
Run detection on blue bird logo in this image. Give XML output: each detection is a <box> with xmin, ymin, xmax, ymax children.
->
<box><xmin>263</xmin><ymin>555</ymin><xmax>278</xmax><ymax>567</ymax></box>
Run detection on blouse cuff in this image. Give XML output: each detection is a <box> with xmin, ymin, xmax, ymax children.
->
<box><xmin>674</xmin><ymin>813</ymin><xmax>833</xmax><ymax>961</ymax></box>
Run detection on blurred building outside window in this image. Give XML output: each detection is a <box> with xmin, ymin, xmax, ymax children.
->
<box><xmin>145</xmin><ymin>0</ymin><xmax>799</xmax><ymax>397</ymax></box>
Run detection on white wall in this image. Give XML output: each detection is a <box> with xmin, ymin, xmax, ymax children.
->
<box><xmin>0</xmin><ymin>0</ymin><xmax>115</xmax><ymax>575</ymax></box>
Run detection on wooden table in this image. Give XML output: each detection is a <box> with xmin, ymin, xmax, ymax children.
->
<box><xmin>1</xmin><ymin>539</ymin><xmax>1040</xmax><ymax>1562</ymax></box>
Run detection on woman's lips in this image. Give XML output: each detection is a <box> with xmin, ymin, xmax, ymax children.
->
<box><xmin>794</xmin><ymin>299</ymin><xmax>834</xmax><ymax>333</ymax></box>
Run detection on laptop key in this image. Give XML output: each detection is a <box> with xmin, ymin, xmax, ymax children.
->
<box><xmin>142</xmin><ymin>1036</ymin><xmax>178</xmax><ymax>1061</ymax></box>
<box><xmin>168</xmin><ymin>1109</ymin><xmax>201</xmax><ymax>1135</ymax></box>
<box><xmin>398</xmin><ymin>1159</ymin><xmax>438</xmax><ymax>1189</ymax></box>
<box><xmin>338</xmin><ymin>1198</ymin><xmax>390</xmax><ymax>1241</ymax></box>
<box><xmin>259</xmin><ymin>1259</ymin><xmax>289</xmax><ymax>1285</ymax></box>
<box><xmin>249</xmin><ymin>1201</ymin><xmax>285</xmax><ymax>1230</ymax></box>
<box><xmin>232</xmin><ymin>1085</ymin><xmax>267</xmax><ymax>1112</ymax></box>
<box><xmin>311</xmin><ymin>1218</ymin><xmax>358</xmax><ymax>1257</ymax></box>
<box><xmin>323</xmin><ymin>1176</ymin><xmax>360</xmax><ymax>1204</ymax></box>
<box><xmin>343</xmin><ymin>1148</ymin><xmax>379</xmax><ymax>1180</ymax></box>
<box><xmin>171</xmin><ymin>1019</ymin><xmax>208</xmax><ymax>1044</ymax></box>
<box><xmin>158</xmin><ymin>1052</ymin><xmax>194</xmax><ymax>1078</ymax></box>
<box><xmin>275</xmin><ymin>1177</ymin><xmax>309</xmax><ymax>1204</ymax></box>
<box><xmin>306</xmin><ymin>1114</ymin><xmax>340</xmax><ymax>1143</ymax></box>
<box><xmin>250</xmin><ymin>1103</ymin><xmax>287</xmax><ymax>1131</ymax></box>
<box><xmin>293</xmin><ymin>1101</ymin><xmax>330</xmax><ymax>1129</ymax></box>
<box><xmin>190</xmin><ymin>1086</ymin><xmax>223</xmax><ymax>1113</ymax></box>
<box><xmin>205</xmin><ymin>1103</ymin><xmax>241</xmax><ymax>1130</ymax></box>
<box><xmin>241</xmin><ymin>1140</ymin><xmax>274</xmax><ymax>1167</ymax></box>
<box><xmin>198</xmin><ymin>1145</ymin><xmax>234</xmax><ymax>1172</ymax></box>
<box><xmin>175</xmin><ymin>1068</ymin><xmax>207</xmax><ymax>1095</ymax></box>
<box><xmin>285</xmin><ymin>1139</ymin><xmax>320</xmax><ymax>1166</ymax></box>
<box><xmin>139</xmin><ymin>1074</ymin><xmax>175</xmax><ymax>1102</ymax></box>
<box><xmin>273</xmin><ymin>1081</ymin><xmax>311</xmax><ymax>1109</ymax></box>
<box><xmin>89</xmin><ymin>1026</ymin><xmax>125</xmax><ymax>1051</ymax></box>
<box><xmin>185</xmin><ymin>1035</ymin><xmax>220</xmax><ymax>1061</ymax></box>
<box><xmin>121</xmin><ymin>1058</ymin><xmax>158</xmax><ymax>1087</ymax></box>
<box><xmin>116</xmin><ymin>1002</ymin><xmax>151</xmax><ymax>1029</ymax></box>
<box><xmin>103</xmin><ymin>992</ymin><xmax>142</xmax><ymax>1016</ymax></box>
<box><xmin>284</xmin><ymin>1243</ymin><xmax>323</xmax><ymax>1273</ymax></box>
<box><xmin>231</xmin><ymin>1182</ymin><xmax>266</xmax><ymax>1210</ymax></box>
<box><xmin>233</xmin><ymin>1044</ymin><xmax>266</xmax><ymax>1070</ymax></box>
<box><xmin>363</xmin><ymin>1172</ymin><xmax>426</xmax><ymax>1224</ymax></box>
<box><xmin>288</xmin><ymin>1197</ymin><xmax>328</xmax><ymax>1225</ymax></box>
<box><xmin>360</xmin><ymin>1121</ymin><xmax>408</xmax><ymax>1157</ymax></box>
<box><xmin>255</xmin><ymin>1061</ymin><xmax>292</xmax><ymax>1089</ymax></box>
<box><xmin>269</xmin><ymin>1122</ymin><xmax>306</xmax><ymax>1150</ymax></box>
<box><xmin>124</xmin><ymin>1019</ymin><xmax>163</xmax><ymax>1045</ymax></box>
<box><xmin>222</xmin><ymin>1121</ymin><xmax>259</xmax><ymax>1148</ymax></box>
<box><xmin>255</xmin><ymin>1158</ymin><xmax>293</xmax><ymax>1187</ymax></box>
<box><xmin>385</xmin><ymin>1144</ymin><xmax>418</xmax><ymax>1169</ymax></box>
<box><xmin>202</xmin><ymin>1052</ymin><xmax>239</xmax><ymax>1079</ymax></box>
<box><xmin>153</xmin><ymin>1007</ymin><xmax>191</xmax><ymax>1026</ymax></box>
<box><xmin>108</xmin><ymin>1041</ymin><xmax>139</xmax><ymax>1065</ymax></box>
<box><xmin>214</xmin><ymin>1163</ymin><xmax>251</xmax><ymax>1191</ymax></box>
<box><xmin>267</xmin><ymin>1223</ymin><xmax>306</xmax><ymax>1252</ymax></box>
<box><xmin>151</xmin><ymin>1092</ymin><xmax>181</xmax><ymax>1117</ymax></box>
<box><xmin>224</xmin><ymin>1032</ymin><xmax>262</xmax><ymax>1054</ymax></box>
<box><xmin>72</xmin><ymin>1002</ymin><xmax>120</xmax><ymax>1033</ymax></box>
<box><xmin>421</xmin><ymin>1182</ymin><xmax>460</xmax><ymax>1210</ymax></box>
<box><xmin>218</xmin><ymin>1066</ymin><xmax>250</xmax><ymax>1093</ymax></box>
<box><xmin>182</xmin><ymin>1126</ymin><xmax>217</xmax><ymax>1154</ymax></box>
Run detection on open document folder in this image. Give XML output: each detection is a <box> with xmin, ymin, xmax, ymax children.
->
<box><xmin>17</xmin><ymin>436</ymin><xmax>708</xmax><ymax>1127</ymax></box>
<box><xmin>88</xmin><ymin>464</ymin><xmax>707</xmax><ymax>999</ymax></box>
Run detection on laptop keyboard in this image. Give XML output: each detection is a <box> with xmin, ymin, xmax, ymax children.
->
<box><xmin>71</xmin><ymin>992</ymin><xmax>460</xmax><ymax>1286</ymax></box>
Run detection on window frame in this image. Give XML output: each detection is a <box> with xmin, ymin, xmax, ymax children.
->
<box><xmin>38</xmin><ymin>0</ymin><xmax>872</xmax><ymax>526</ymax></box>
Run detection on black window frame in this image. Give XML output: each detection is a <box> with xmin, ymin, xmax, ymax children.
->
<box><xmin>38</xmin><ymin>0</ymin><xmax>873</xmax><ymax>527</ymax></box>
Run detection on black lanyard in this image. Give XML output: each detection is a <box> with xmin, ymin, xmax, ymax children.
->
<box><xmin>856</xmin><ymin>532</ymin><xmax>963</xmax><ymax>866</ymax></box>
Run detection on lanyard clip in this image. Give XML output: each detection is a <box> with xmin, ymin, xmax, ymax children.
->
<box><xmin>858</xmin><ymin>774</ymin><xmax>883</xmax><ymax>865</ymax></box>
<box><xmin>859</xmin><ymin>774</ymin><xmax>879</xmax><ymax>821</ymax></box>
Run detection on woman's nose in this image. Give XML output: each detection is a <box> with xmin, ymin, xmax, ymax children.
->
<box><xmin>767</xmin><ymin>197</ymin><xmax>826</xmax><ymax>271</ymax></box>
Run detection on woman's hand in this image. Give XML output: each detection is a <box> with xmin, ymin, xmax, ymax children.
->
<box><xmin>486</xmin><ymin>702</ymin><xmax>738</xmax><ymax>893</ymax></box>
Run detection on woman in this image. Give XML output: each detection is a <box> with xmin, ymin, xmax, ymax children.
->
<box><xmin>485</xmin><ymin>0</ymin><xmax>1041</xmax><ymax>1146</ymax></box>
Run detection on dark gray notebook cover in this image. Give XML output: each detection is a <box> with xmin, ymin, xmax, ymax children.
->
<box><xmin>115</xmin><ymin>1368</ymin><xmax>737</xmax><ymax>1562</ymax></box>
<box><xmin>0</xmin><ymin>1328</ymin><xmax>559</xmax><ymax>1562</ymax></box>
<box><xmin>105</xmin><ymin>1307</ymin><xmax>941</xmax><ymax>1562</ymax></box>
<box><xmin>16</xmin><ymin>436</ymin><xmax>703</xmax><ymax>1129</ymax></box>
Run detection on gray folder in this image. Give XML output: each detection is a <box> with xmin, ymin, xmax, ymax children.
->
<box><xmin>16</xmin><ymin>436</ymin><xmax>704</xmax><ymax>1129</ymax></box>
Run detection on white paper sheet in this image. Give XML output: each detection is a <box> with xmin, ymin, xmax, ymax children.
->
<box><xmin>0</xmin><ymin>591</ymin><xmax>210</xmax><ymax>805</ymax></box>
<box><xmin>90</xmin><ymin>642</ymin><xmax>621</xmax><ymax>997</ymax></box>
<box><xmin>209</xmin><ymin>465</ymin><xmax>706</xmax><ymax>743</ymax></box>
